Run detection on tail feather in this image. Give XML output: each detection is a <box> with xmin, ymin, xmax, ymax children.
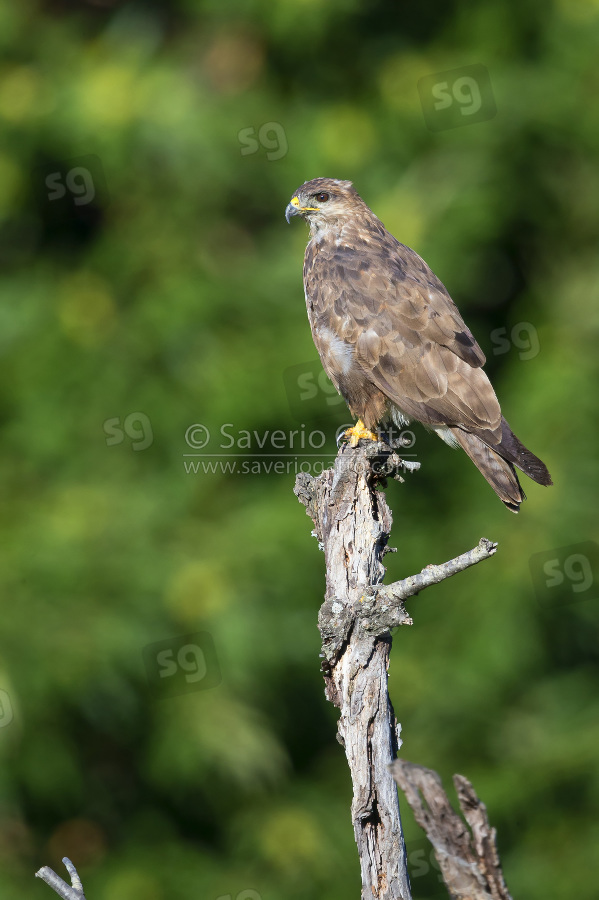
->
<box><xmin>451</xmin><ymin>428</ymin><xmax>524</xmax><ymax>513</ymax></box>
<box><xmin>498</xmin><ymin>418</ymin><xmax>553</xmax><ymax>486</ymax></box>
<box><xmin>449</xmin><ymin>419</ymin><xmax>552</xmax><ymax>512</ymax></box>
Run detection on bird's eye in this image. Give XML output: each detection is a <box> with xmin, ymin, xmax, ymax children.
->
<box><xmin>315</xmin><ymin>192</ymin><xmax>329</xmax><ymax>202</ymax></box>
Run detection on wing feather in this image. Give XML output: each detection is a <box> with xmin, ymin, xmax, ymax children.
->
<box><xmin>304</xmin><ymin>225</ymin><xmax>500</xmax><ymax>436</ymax></box>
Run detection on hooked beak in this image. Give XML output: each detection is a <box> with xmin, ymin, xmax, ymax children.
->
<box><xmin>285</xmin><ymin>195</ymin><xmax>318</xmax><ymax>223</ymax></box>
<box><xmin>285</xmin><ymin>201</ymin><xmax>300</xmax><ymax>224</ymax></box>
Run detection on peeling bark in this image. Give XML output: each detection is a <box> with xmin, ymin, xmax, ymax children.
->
<box><xmin>295</xmin><ymin>440</ymin><xmax>498</xmax><ymax>900</ymax></box>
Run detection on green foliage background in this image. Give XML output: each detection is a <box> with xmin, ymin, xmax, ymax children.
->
<box><xmin>1</xmin><ymin>0</ymin><xmax>598</xmax><ymax>897</ymax></box>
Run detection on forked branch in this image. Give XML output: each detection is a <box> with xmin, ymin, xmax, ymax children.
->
<box><xmin>391</xmin><ymin>759</ymin><xmax>513</xmax><ymax>900</ymax></box>
<box><xmin>35</xmin><ymin>858</ymin><xmax>86</xmax><ymax>900</ymax></box>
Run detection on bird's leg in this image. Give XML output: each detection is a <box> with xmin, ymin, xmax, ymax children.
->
<box><xmin>344</xmin><ymin>418</ymin><xmax>379</xmax><ymax>448</ymax></box>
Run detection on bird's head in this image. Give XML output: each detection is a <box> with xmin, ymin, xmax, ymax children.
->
<box><xmin>285</xmin><ymin>178</ymin><xmax>360</xmax><ymax>233</ymax></box>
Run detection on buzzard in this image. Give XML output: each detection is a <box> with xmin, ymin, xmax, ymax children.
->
<box><xmin>285</xmin><ymin>177</ymin><xmax>552</xmax><ymax>512</ymax></box>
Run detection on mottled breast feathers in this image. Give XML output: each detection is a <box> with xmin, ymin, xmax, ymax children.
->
<box><xmin>303</xmin><ymin>220</ymin><xmax>501</xmax><ymax>440</ymax></box>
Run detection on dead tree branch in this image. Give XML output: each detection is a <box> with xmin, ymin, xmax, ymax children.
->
<box><xmin>359</xmin><ymin>538</ymin><xmax>497</xmax><ymax>636</ymax></box>
<box><xmin>294</xmin><ymin>440</ymin><xmax>497</xmax><ymax>900</ymax></box>
<box><xmin>35</xmin><ymin>858</ymin><xmax>86</xmax><ymax>900</ymax></box>
<box><xmin>390</xmin><ymin>759</ymin><xmax>513</xmax><ymax>900</ymax></box>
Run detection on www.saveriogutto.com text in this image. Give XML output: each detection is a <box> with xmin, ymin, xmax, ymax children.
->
<box><xmin>183</xmin><ymin>457</ymin><xmax>337</xmax><ymax>475</ymax></box>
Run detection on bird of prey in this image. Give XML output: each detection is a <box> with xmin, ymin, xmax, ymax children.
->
<box><xmin>285</xmin><ymin>177</ymin><xmax>552</xmax><ymax>512</ymax></box>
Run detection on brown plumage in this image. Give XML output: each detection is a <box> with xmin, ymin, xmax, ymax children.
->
<box><xmin>285</xmin><ymin>177</ymin><xmax>552</xmax><ymax>512</ymax></box>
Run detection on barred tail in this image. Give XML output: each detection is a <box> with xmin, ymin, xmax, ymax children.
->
<box><xmin>451</xmin><ymin>428</ymin><xmax>525</xmax><ymax>513</ymax></box>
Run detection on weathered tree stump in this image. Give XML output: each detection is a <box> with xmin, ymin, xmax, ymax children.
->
<box><xmin>295</xmin><ymin>440</ymin><xmax>497</xmax><ymax>900</ymax></box>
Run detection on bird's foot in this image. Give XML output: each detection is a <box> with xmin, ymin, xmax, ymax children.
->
<box><xmin>343</xmin><ymin>419</ymin><xmax>379</xmax><ymax>448</ymax></box>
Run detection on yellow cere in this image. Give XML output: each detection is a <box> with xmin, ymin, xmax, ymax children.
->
<box><xmin>291</xmin><ymin>196</ymin><xmax>319</xmax><ymax>211</ymax></box>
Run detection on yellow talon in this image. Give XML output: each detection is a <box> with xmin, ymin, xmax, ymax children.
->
<box><xmin>344</xmin><ymin>419</ymin><xmax>379</xmax><ymax>448</ymax></box>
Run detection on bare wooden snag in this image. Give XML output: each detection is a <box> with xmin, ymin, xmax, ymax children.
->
<box><xmin>35</xmin><ymin>858</ymin><xmax>86</xmax><ymax>900</ymax></box>
<box><xmin>294</xmin><ymin>440</ymin><xmax>498</xmax><ymax>900</ymax></box>
<box><xmin>391</xmin><ymin>760</ymin><xmax>513</xmax><ymax>900</ymax></box>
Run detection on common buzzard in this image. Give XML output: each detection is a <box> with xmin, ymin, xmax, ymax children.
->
<box><xmin>285</xmin><ymin>177</ymin><xmax>552</xmax><ymax>512</ymax></box>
